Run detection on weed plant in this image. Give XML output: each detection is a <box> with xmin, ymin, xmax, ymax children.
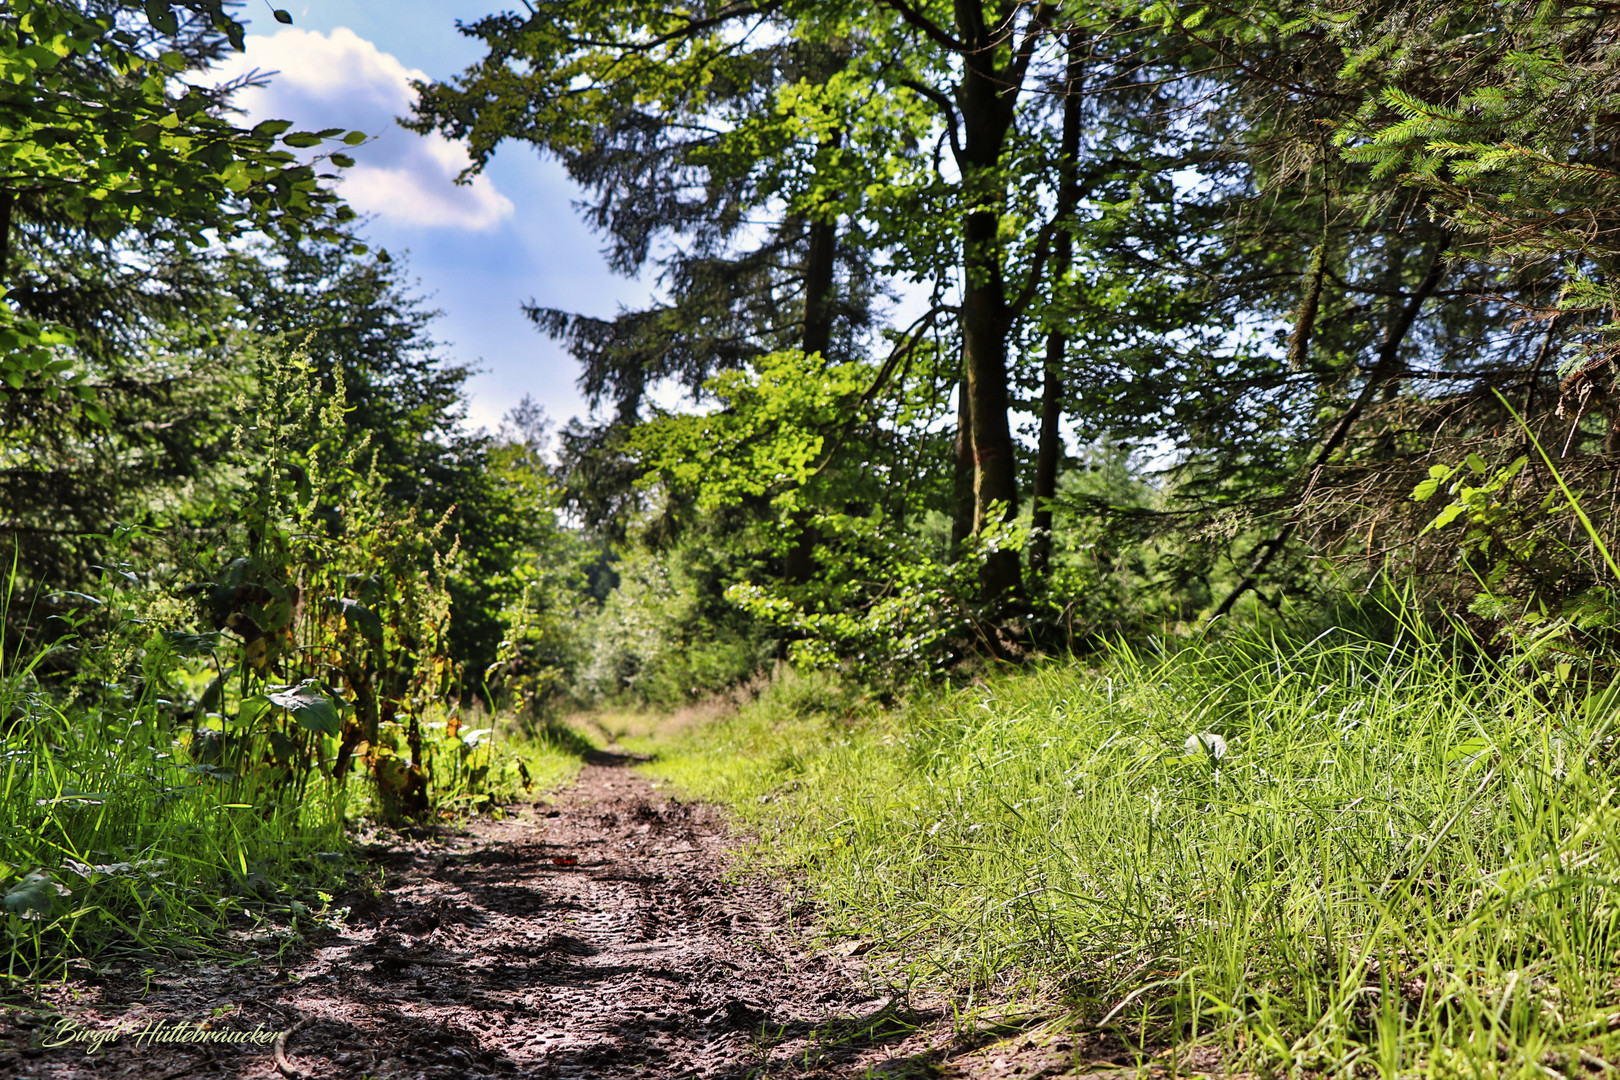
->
<box><xmin>645</xmin><ymin>614</ymin><xmax>1620</xmax><ymax>1076</ymax></box>
<box><xmin>0</xmin><ymin>640</ymin><xmax>588</xmax><ymax>987</ymax></box>
<box><xmin>0</xmin><ymin>652</ymin><xmax>350</xmax><ymax>987</ymax></box>
<box><xmin>0</xmin><ymin>347</ymin><xmax>595</xmax><ymax>985</ymax></box>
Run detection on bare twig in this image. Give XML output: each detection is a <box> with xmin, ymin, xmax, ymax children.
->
<box><xmin>273</xmin><ymin>1016</ymin><xmax>310</xmax><ymax>1079</ymax></box>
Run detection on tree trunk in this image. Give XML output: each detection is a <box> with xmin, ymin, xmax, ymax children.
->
<box><xmin>1029</xmin><ymin>37</ymin><xmax>1083</xmax><ymax>581</ymax></box>
<box><xmin>802</xmin><ymin>215</ymin><xmax>837</xmax><ymax>361</ymax></box>
<box><xmin>956</xmin><ymin>6</ymin><xmax>1023</xmax><ymax>603</ymax></box>
<box><xmin>0</xmin><ymin>189</ymin><xmax>13</xmax><ymax>292</ymax></box>
<box><xmin>951</xmin><ymin>374</ymin><xmax>975</xmax><ymax>556</ymax></box>
<box><xmin>786</xmin><ymin>213</ymin><xmax>839</xmax><ymax>585</ymax></box>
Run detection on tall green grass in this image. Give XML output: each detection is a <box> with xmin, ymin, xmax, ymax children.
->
<box><xmin>0</xmin><ymin>656</ymin><xmax>351</xmax><ymax>984</ymax></box>
<box><xmin>0</xmin><ymin>652</ymin><xmax>588</xmax><ymax>987</ymax></box>
<box><xmin>0</xmin><ymin>678</ymin><xmax>589</xmax><ymax>984</ymax></box>
<box><xmin>645</xmin><ymin>615</ymin><xmax>1620</xmax><ymax>1076</ymax></box>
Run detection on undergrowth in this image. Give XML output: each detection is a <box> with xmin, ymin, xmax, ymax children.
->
<box><xmin>641</xmin><ymin>609</ymin><xmax>1620</xmax><ymax>1077</ymax></box>
<box><xmin>1</xmin><ymin>659</ymin><xmax>351</xmax><ymax>985</ymax></box>
<box><xmin>0</xmin><ymin>348</ymin><xmax>594</xmax><ymax>987</ymax></box>
<box><xmin>0</xmin><ymin>666</ymin><xmax>587</xmax><ymax>991</ymax></box>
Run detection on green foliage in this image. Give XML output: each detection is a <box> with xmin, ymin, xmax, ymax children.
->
<box><xmin>577</xmin><ymin>546</ymin><xmax>775</xmax><ymax>709</ymax></box>
<box><xmin>185</xmin><ymin>348</ymin><xmax>462</xmax><ymax>820</ymax></box>
<box><xmin>728</xmin><ymin>516</ymin><xmax>999</xmax><ymax>684</ymax></box>
<box><xmin>647</xmin><ymin>613</ymin><xmax>1620</xmax><ymax>1075</ymax></box>
<box><xmin>225</xmin><ymin>234</ymin><xmax>577</xmax><ymax>684</ymax></box>
<box><xmin>1404</xmin><ymin>400</ymin><xmax>1620</xmax><ymax>679</ymax></box>
<box><xmin>631</xmin><ymin>350</ymin><xmax>873</xmax><ymax>512</ymax></box>
<box><xmin>0</xmin><ymin>584</ymin><xmax>352</xmax><ymax>983</ymax></box>
<box><xmin>468</xmin><ymin>403</ymin><xmax>604</xmax><ymax>716</ymax></box>
<box><xmin>0</xmin><ymin>348</ymin><xmax>599</xmax><ymax>977</ymax></box>
<box><xmin>48</xmin><ymin>348</ymin><xmax>465</xmax><ymax>823</ymax></box>
<box><xmin>1038</xmin><ymin>445</ymin><xmax>1202</xmax><ymax>640</ymax></box>
<box><xmin>0</xmin><ymin>0</ymin><xmax>362</xmax><ymax>397</ymax></box>
<box><xmin>621</xmin><ymin>344</ymin><xmax>1027</xmax><ymax>685</ymax></box>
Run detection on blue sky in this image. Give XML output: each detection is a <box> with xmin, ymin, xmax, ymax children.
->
<box><xmin>215</xmin><ymin>4</ymin><xmax>658</xmax><ymax>432</ymax></box>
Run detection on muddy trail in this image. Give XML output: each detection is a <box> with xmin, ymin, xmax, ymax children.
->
<box><xmin>1</xmin><ymin>750</ymin><xmax>1176</xmax><ymax>1079</ymax></box>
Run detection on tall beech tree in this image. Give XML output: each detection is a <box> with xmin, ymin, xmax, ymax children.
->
<box><xmin>877</xmin><ymin>0</ymin><xmax>1055</xmax><ymax>603</ymax></box>
<box><xmin>1028</xmin><ymin>28</ymin><xmax>1084</xmax><ymax>581</ymax></box>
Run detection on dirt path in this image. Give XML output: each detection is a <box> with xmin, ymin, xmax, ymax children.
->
<box><xmin>1</xmin><ymin>749</ymin><xmax>1157</xmax><ymax>1079</ymax></box>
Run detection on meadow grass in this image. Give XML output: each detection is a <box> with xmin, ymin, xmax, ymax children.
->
<box><xmin>642</xmin><ymin>615</ymin><xmax>1620</xmax><ymax>1077</ymax></box>
<box><xmin>0</xmin><ymin>662</ymin><xmax>352</xmax><ymax>985</ymax></box>
<box><xmin>0</xmin><ymin>676</ymin><xmax>588</xmax><ymax>987</ymax></box>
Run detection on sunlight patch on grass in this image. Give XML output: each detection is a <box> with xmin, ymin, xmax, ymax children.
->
<box><xmin>639</xmin><ymin>627</ymin><xmax>1620</xmax><ymax>1076</ymax></box>
<box><xmin>498</xmin><ymin>718</ymin><xmax>596</xmax><ymax>801</ymax></box>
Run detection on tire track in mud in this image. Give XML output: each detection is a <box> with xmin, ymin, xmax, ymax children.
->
<box><xmin>310</xmin><ymin>747</ymin><xmax>937</xmax><ymax>1079</ymax></box>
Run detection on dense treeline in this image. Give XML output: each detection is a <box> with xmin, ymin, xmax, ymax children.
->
<box><xmin>7</xmin><ymin>0</ymin><xmax>1620</xmax><ymax>823</ymax></box>
<box><xmin>9</xmin><ymin>0</ymin><xmax>1620</xmax><ymax>715</ymax></box>
<box><xmin>405</xmin><ymin>0</ymin><xmax>1620</xmax><ymax>690</ymax></box>
<box><xmin>0</xmin><ymin>0</ymin><xmax>590</xmax><ymax>699</ymax></box>
<box><xmin>0</xmin><ymin>0</ymin><xmax>600</xmax><ymax>966</ymax></box>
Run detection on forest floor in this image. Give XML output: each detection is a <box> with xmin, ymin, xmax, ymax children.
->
<box><xmin>0</xmin><ymin>747</ymin><xmax>1183</xmax><ymax>1080</ymax></box>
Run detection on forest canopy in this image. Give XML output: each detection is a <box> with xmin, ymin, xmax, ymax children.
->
<box><xmin>10</xmin><ymin>6</ymin><xmax>1620</xmax><ymax>1074</ymax></box>
<box><xmin>407</xmin><ymin>0</ymin><xmax>1620</xmax><ymax>679</ymax></box>
<box><xmin>6</xmin><ymin>0</ymin><xmax>1620</xmax><ymax>804</ymax></box>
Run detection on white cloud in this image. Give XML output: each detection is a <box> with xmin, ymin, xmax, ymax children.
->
<box><xmin>211</xmin><ymin>27</ymin><xmax>513</xmax><ymax>230</ymax></box>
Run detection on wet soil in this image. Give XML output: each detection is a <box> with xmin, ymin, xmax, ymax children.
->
<box><xmin>0</xmin><ymin>749</ymin><xmax>1186</xmax><ymax>1079</ymax></box>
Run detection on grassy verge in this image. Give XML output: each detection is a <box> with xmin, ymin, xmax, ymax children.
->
<box><xmin>488</xmin><ymin>718</ymin><xmax>594</xmax><ymax>804</ymax></box>
<box><xmin>0</xmin><ymin>682</ymin><xmax>589</xmax><ymax>989</ymax></box>
<box><xmin>641</xmin><ymin>618</ymin><xmax>1620</xmax><ymax>1077</ymax></box>
<box><xmin>1</xmin><ymin>670</ymin><xmax>352</xmax><ymax>985</ymax></box>
<box><xmin>407</xmin><ymin>712</ymin><xmax>591</xmax><ymax>816</ymax></box>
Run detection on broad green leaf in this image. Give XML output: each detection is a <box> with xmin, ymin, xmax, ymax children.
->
<box><xmin>143</xmin><ymin>0</ymin><xmax>178</xmax><ymax>36</ymax></box>
<box><xmin>267</xmin><ymin>681</ymin><xmax>342</xmax><ymax>735</ymax></box>
<box><xmin>267</xmin><ymin>731</ymin><xmax>297</xmax><ymax>763</ymax></box>
<box><xmin>1411</xmin><ymin>476</ymin><xmax>1442</xmax><ymax>501</ymax></box>
<box><xmin>162</xmin><ymin>630</ymin><xmax>221</xmax><ymax>656</ymax></box>
<box><xmin>4</xmin><ymin>871</ymin><xmax>69</xmax><ymax>921</ymax></box>
<box><xmin>235</xmin><ymin>694</ymin><xmax>272</xmax><ymax>728</ymax></box>
<box><xmin>324</xmin><ymin>597</ymin><xmax>383</xmax><ymax>641</ymax></box>
<box><xmin>1423</xmin><ymin>504</ymin><xmax>1467</xmax><ymax>533</ymax></box>
<box><xmin>252</xmin><ymin>119</ymin><xmax>295</xmax><ymax>138</ymax></box>
<box><xmin>1445</xmin><ymin>734</ymin><xmax>1492</xmax><ymax>762</ymax></box>
<box><xmin>1445</xmin><ymin>734</ymin><xmax>1494</xmax><ymax>774</ymax></box>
